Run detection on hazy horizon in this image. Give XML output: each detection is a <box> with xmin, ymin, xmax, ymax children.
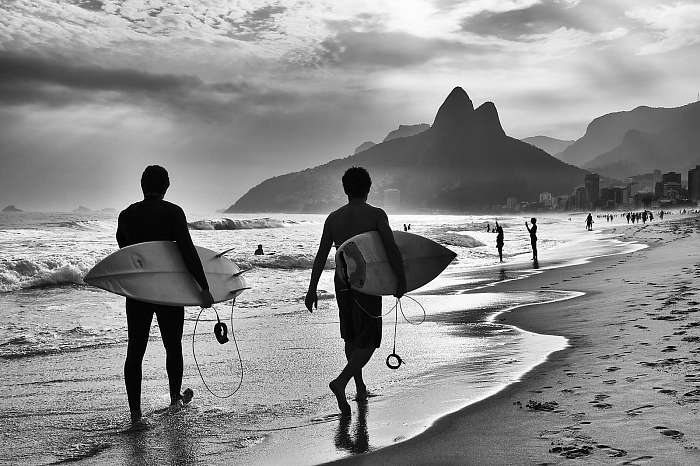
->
<box><xmin>2</xmin><ymin>0</ymin><xmax>700</xmax><ymax>212</ymax></box>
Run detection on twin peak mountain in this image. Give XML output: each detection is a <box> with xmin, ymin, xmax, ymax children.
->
<box><xmin>228</xmin><ymin>87</ymin><xmax>585</xmax><ymax>212</ymax></box>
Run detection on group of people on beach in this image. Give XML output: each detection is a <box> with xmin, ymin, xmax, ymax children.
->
<box><xmin>117</xmin><ymin>165</ymin><xmax>406</xmax><ymax>424</ymax></box>
<box><xmin>486</xmin><ymin>218</ymin><xmax>537</xmax><ymax>264</ymax></box>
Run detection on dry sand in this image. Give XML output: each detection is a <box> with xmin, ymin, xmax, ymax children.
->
<box><xmin>335</xmin><ymin>216</ymin><xmax>700</xmax><ymax>465</ymax></box>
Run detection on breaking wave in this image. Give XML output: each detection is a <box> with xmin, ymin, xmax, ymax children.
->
<box><xmin>188</xmin><ymin>218</ymin><xmax>287</xmax><ymax>230</ymax></box>
<box><xmin>0</xmin><ymin>258</ymin><xmax>92</xmax><ymax>292</ymax></box>
<box><xmin>431</xmin><ymin>233</ymin><xmax>484</xmax><ymax>248</ymax></box>
<box><xmin>237</xmin><ymin>254</ymin><xmax>335</xmax><ymax>270</ymax></box>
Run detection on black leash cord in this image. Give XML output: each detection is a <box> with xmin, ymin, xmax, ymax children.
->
<box><xmin>192</xmin><ymin>299</ymin><xmax>244</xmax><ymax>399</ymax></box>
<box><xmin>340</xmin><ymin>291</ymin><xmax>426</xmax><ymax>370</ymax></box>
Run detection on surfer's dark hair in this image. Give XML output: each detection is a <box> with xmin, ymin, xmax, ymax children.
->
<box><xmin>141</xmin><ymin>165</ymin><xmax>170</xmax><ymax>195</ymax></box>
<box><xmin>342</xmin><ymin>166</ymin><xmax>371</xmax><ymax>197</ymax></box>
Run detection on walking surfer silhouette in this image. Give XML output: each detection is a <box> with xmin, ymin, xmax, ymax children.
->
<box><xmin>116</xmin><ymin>165</ymin><xmax>214</xmax><ymax>426</ymax></box>
<box><xmin>305</xmin><ymin>167</ymin><xmax>407</xmax><ymax>416</ymax></box>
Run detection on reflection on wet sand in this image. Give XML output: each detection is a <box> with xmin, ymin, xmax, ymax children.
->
<box><xmin>121</xmin><ymin>414</ymin><xmax>199</xmax><ymax>465</ymax></box>
<box><xmin>334</xmin><ymin>401</ymin><xmax>369</xmax><ymax>455</ymax></box>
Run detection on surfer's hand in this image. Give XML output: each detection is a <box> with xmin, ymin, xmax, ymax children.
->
<box><xmin>305</xmin><ymin>290</ymin><xmax>317</xmax><ymax>313</ymax></box>
<box><xmin>200</xmin><ymin>289</ymin><xmax>214</xmax><ymax>308</ymax></box>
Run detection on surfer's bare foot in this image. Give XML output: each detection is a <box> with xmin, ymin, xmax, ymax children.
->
<box><xmin>354</xmin><ymin>383</ymin><xmax>368</xmax><ymax>401</ymax></box>
<box><xmin>329</xmin><ymin>380</ymin><xmax>351</xmax><ymax>416</ymax></box>
<box><xmin>130</xmin><ymin>409</ymin><xmax>142</xmax><ymax>424</ymax></box>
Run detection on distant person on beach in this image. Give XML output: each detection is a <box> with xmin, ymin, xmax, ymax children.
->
<box><xmin>403</xmin><ymin>224</ymin><xmax>407</xmax><ymax>231</ymax></box>
<box><xmin>254</xmin><ymin>244</ymin><xmax>264</xmax><ymax>255</ymax></box>
<box><xmin>116</xmin><ymin>165</ymin><xmax>214</xmax><ymax>426</ymax></box>
<box><xmin>525</xmin><ymin>217</ymin><xmax>538</xmax><ymax>262</ymax></box>
<box><xmin>486</xmin><ymin>223</ymin><xmax>490</xmax><ymax>233</ymax></box>
<box><xmin>586</xmin><ymin>213</ymin><xmax>594</xmax><ymax>231</ymax></box>
<box><xmin>495</xmin><ymin>221</ymin><xmax>504</xmax><ymax>262</ymax></box>
<box><xmin>305</xmin><ymin>167</ymin><xmax>407</xmax><ymax>416</ymax></box>
<box><xmin>407</xmin><ymin>224</ymin><xmax>411</xmax><ymax>231</ymax></box>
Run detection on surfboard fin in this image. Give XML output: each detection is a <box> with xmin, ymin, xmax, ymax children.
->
<box><xmin>215</xmin><ymin>247</ymin><xmax>237</xmax><ymax>258</ymax></box>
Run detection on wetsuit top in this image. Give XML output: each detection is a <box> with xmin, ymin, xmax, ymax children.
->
<box><xmin>116</xmin><ymin>197</ymin><xmax>209</xmax><ymax>291</ymax></box>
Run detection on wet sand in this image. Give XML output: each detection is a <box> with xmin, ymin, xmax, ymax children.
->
<box><xmin>336</xmin><ymin>217</ymin><xmax>700</xmax><ymax>464</ymax></box>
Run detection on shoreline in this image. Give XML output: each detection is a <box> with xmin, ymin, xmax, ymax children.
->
<box><xmin>334</xmin><ymin>216</ymin><xmax>700</xmax><ymax>464</ymax></box>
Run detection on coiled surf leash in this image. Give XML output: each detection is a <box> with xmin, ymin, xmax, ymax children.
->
<box><xmin>343</xmin><ymin>291</ymin><xmax>426</xmax><ymax>370</ymax></box>
<box><xmin>192</xmin><ymin>298</ymin><xmax>244</xmax><ymax>399</ymax></box>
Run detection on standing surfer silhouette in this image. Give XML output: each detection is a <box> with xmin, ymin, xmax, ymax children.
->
<box><xmin>525</xmin><ymin>217</ymin><xmax>538</xmax><ymax>263</ymax></box>
<box><xmin>305</xmin><ymin>167</ymin><xmax>407</xmax><ymax>416</ymax></box>
<box><xmin>116</xmin><ymin>165</ymin><xmax>214</xmax><ymax>426</ymax></box>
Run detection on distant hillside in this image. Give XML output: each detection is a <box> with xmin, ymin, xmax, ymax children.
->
<box><xmin>559</xmin><ymin>102</ymin><xmax>697</xmax><ymax>166</ymax></box>
<box><xmin>382</xmin><ymin>123</ymin><xmax>430</xmax><ymax>142</ymax></box>
<box><xmin>227</xmin><ymin>87</ymin><xmax>587</xmax><ymax>213</ymax></box>
<box><xmin>585</xmin><ymin>101</ymin><xmax>700</xmax><ymax>179</ymax></box>
<box><xmin>2</xmin><ymin>205</ymin><xmax>22</xmax><ymax>212</ymax></box>
<box><xmin>522</xmin><ymin>136</ymin><xmax>574</xmax><ymax>157</ymax></box>
<box><xmin>354</xmin><ymin>141</ymin><xmax>376</xmax><ymax>154</ymax></box>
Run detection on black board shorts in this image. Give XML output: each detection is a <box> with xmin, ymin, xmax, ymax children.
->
<box><xmin>334</xmin><ymin>276</ymin><xmax>382</xmax><ymax>349</ymax></box>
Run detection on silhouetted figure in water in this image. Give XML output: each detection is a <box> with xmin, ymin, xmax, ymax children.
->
<box><xmin>486</xmin><ymin>223</ymin><xmax>491</xmax><ymax>233</ymax></box>
<box><xmin>660</xmin><ymin>211</ymin><xmax>664</xmax><ymax>220</ymax></box>
<box><xmin>254</xmin><ymin>244</ymin><xmax>264</xmax><ymax>255</ymax></box>
<box><xmin>586</xmin><ymin>213</ymin><xmax>594</xmax><ymax>231</ymax></box>
<box><xmin>117</xmin><ymin>165</ymin><xmax>214</xmax><ymax>426</ymax></box>
<box><xmin>495</xmin><ymin>221</ymin><xmax>504</xmax><ymax>262</ymax></box>
<box><xmin>649</xmin><ymin>211</ymin><xmax>654</xmax><ymax>221</ymax></box>
<box><xmin>407</xmin><ymin>224</ymin><xmax>411</xmax><ymax>231</ymax></box>
<box><xmin>403</xmin><ymin>224</ymin><xmax>407</xmax><ymax>231</ymax></box>
<box><xmin>626</xmin><ymin>212</ymin><xmax>630</xmax><ymax>223</ymax></box>
<box><xmin>525</xmin><ymin>217</ymin><xmax>538</xmax><ymax>262</ymax></box>
<box><xmin>305</xmin><ymin>167</ymin><xmax>406</xmax><ymax>416</ymax></box>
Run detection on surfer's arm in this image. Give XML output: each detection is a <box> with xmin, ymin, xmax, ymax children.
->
<box><xmin>116</xmin><ymin>211</ymin><xmax>127</xmax><ymax>248</ymax></box>
<box><xmin>172</xmin><ymin>207</ymin><xmax>210</xmax><ymax>293</ymax></box>
<box><xmin>377</xmin><ymin>210</ymin><xmax>407</xmax><ymax>297</ymax></box>
<box><xmin>306</xmin><ymin>218</ymin><xmax>333</xmax><ymax>312</ymax></box>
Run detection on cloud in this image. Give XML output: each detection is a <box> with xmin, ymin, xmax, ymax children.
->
<box><xmin>626</xmin><ymin>2</ymin><xmax>700</xmax><ymax>54</ymax></box>
<box><xmin>317</xmin><ymin>29</ymin><xmax>494</xmax><ymax>69</ymax></box>
<box><xmin>460</xmin><ymin>0</ymin><xmax>631</xmax><ymax>40</ymax></box>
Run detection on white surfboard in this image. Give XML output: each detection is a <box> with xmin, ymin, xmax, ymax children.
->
<box><xmin>335</xmin><ymin>231</ymin><xmax>456</xmax><ymax>296</ymax></box>
<box><xmin>84</xmin><ymin>241</ymin><xmax>247</xmax><ymax>306</ymax></box>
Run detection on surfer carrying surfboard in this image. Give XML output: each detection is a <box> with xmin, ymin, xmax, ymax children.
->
<box><xmin>305</xmin><ymin>167</ymin><xmax>407</xmax><ymax>416</ymax></box>
<box><xmin>116</xmin><ymin>165</ymin><xmax>214</xmax><ymax>426</ymax></box>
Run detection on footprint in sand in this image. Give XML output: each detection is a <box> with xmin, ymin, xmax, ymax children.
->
<box><xmin>595</xmin><ymin>444</ymin><xmax>627</xmax><ymax>458</ymax></box>
<box><xmin>606</xmin><ymin>366</ymin><xmax>621</xmax><ymax>372</ymax></box>
<box><xmin>622</xmin><ymin>455</ymin><xmax>654</xmax><ymax>465</ymax></box>
<box><xmin>603</xmin><ymin>379</ymin><xmax>617</xmax><ymax>385</ymax></box>
<box><xmin>592</xmin><ymin>402</ymin><xmax>613</xmax><ymax>409</ymax></box>
<box><xmin>625</xmin><ymin>404</ymin><xmax>653</xmax><ymax>416</ymax></box>
<box><xmin>654</xmin><ymin>426</ymin><xmax>684</xmax><ymax>440</ymax></box>
<box><xmin>661</xmin><ymin>346</ymin><xmax>677</xmax><ymax>353</ymax></box>
<box><xmin>657</xmin><ymin>388</ymin><xmax>677</xmax><ymax>395</ymax></box>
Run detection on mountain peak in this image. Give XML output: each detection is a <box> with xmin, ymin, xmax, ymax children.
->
<box><xmin>432</xmin><ymin>87</ymin><xmax>474</xmax><ymax>131</ymax></box>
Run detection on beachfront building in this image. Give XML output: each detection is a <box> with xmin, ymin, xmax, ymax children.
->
<box><xmin>573</xmin><ymin>186</ymin><xmax>586</xmax><ymax>210</ymax></box>
<box><xmin>539</xmin><ymin>192</ymin><xmax>553</xmax><ymax>207</ymax></box>
<box><xmin>689</xmin><ymin>166</ymin><xmax>700</xmax><ymax>202</ymax></box>
<box><xmin>600</xmin><ymin>187</ymin><xmax>626</xmax><ymax>209</ymax></box>
<box><xmin>506</xmin><ymin>197</ymin><xmax>519</xmax><ymax>211</ymax></box>
<box><xmin>383</xmin><ymin>189</ymin><xmax>400</xmax><ymax>212</ymax></box>
<box><xmin>584</xmin><ymin>173</ymin><xmax>600</xmax><ymax>209</ymax></box>
<box><xmin>662</xmin><ymin>172</ymin><xmax>682</xmax><ymax>200</ymax></box>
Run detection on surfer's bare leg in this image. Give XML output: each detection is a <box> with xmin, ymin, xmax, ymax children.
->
<box><xmin>125</xmin><ymin>305</ymin><xmax>154</xmax><ymax>422</ymax></box>
<box><xmin>331</xmin><ymin>347</ymin><xmax>374</xmax><ymax>414</ymax></box>
<box><xmin>156</xmin><ymin>310</ymin><xmax>185</xmax><ymax>405</ymax></box>
<box><xmin>344</xmin><ymin>342</ymin><xmax>367</xmax><ymax>399</ymax></box>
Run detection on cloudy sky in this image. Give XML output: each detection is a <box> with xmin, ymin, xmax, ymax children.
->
<box><xmin>1</xmin><ymin>0</ymin><xmax>699</xmax><ymax>212</ymax></box>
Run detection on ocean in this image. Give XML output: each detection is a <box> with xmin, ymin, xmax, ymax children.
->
<box><xmin>0</xmin><ymin>210</ymin><xmax>646</xmax><ymax>464</ymax></box>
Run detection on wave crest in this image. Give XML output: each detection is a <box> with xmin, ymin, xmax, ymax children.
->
<box><xmin>188</xmin><ymin>218</ymin><xmax>286</xmax><ymax>230</ymax></box>
<box><xmin>0</xmin><ymin>258</ymin><xmax>91</xmax><ymax>292</ymax></box>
